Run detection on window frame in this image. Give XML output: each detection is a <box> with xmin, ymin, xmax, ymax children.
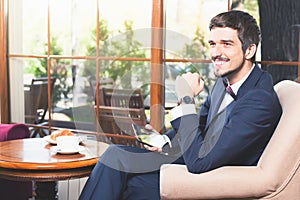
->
<box><xmin>1</xmin><ymin>0</ymin><xmax>300</xmax><ymax>131</ymax></box>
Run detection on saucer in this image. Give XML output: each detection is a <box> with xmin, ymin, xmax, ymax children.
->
<box><xmin>50</xmin><ymin>146</ymin><xmax>85</xmax><ymax>154</ymax></box>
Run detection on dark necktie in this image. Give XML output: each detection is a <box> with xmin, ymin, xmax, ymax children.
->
<box><xmin>225</xmin><ymin>85</ymin><xmax>237</xmax><ymax>100</ymax></box>
<box><xmin>223</xmin><ymin>80</ymin><xmax>237</xmax><ymax>100</ymax></box>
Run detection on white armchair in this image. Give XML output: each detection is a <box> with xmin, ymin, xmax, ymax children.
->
<box><xmin>160</xmin><ymin>80</ymin><xmax>300</xmax><ymax>200</ymax></box>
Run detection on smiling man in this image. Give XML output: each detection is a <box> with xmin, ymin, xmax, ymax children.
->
<box><xmin>79</xmin><ymin>10</ymin><xmax>282</xmax><ymax>200</ymax></box>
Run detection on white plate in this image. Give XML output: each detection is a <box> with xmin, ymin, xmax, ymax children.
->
<box><xmin>44</xmin><ymin>135</ymin><xmax>57</xmax><ymax>144</ymax></box>
<box><xmin>50</xmin><ymin>146</ymin><xmax>85</xmax><ymax>154</ymax></box>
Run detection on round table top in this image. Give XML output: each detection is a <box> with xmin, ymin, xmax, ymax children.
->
<box><xmin>0</xmin><ymin>138</ymin><xmax>109</xmax><ymax>170</ymax></box>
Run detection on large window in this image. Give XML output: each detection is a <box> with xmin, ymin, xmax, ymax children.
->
<box><xmin>8</xmin><ymin>0</ymin><xmax>152</xmax><ymax>133</ymax></box>
<box><xmin>4</xmin><ymin>0</ymin><xmax>300</xmax><ymax>135</ymax></box>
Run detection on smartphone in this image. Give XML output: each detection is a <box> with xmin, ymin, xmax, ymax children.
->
<box><xmin>131</xmin><ymin>124</ymin><xmax>168</xmax><ymax>148</ymax></box>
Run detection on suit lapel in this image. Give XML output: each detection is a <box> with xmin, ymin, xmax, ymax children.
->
<box><xmin>236</xmin><ymin>63</ymin><xmax>263</xmax><ymax>99</ymax></box>
<box><xmin>206</xmin><ymin>78</ymin><xmax>225</xmax><ymax>127</ymax></box>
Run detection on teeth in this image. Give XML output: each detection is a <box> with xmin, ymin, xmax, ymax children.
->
<box><xmin>215</xmin><ymin>60</ymin><xmax>226</xmax><ymax>65</ymax></box>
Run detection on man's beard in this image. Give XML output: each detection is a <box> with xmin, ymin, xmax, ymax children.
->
<box><xmin>213</xmin><ymin>57</ymin><xmax>245</xmax><ymax>78</ymax></box>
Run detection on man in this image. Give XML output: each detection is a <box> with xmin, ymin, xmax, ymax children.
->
<box><xmin>79</xmin><ymin>10</ymin><xmax>282</xmax><ymax>200</ymax></box>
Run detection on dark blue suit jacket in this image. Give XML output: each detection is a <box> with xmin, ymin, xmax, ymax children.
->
<box><xmin>168</xmin><ymin>63</ymin><xmax>282</xmax><ymax>174</ymax></box>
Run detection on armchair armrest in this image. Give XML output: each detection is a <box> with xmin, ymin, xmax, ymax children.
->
<box><xmin>160</xmin><ymin>164</ymin><xmax>272</xmax><ymax>200</ymax></box>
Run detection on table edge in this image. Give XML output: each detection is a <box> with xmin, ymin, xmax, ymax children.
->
<box><xmin>0</xmin><ymin>165</ymin><xmax>95</xmax><ymax>182</ymax></box>
<box><xmin>0</xmin><ymin>157</ymin><xmax>99</xmax><ymax>170</ymax></box>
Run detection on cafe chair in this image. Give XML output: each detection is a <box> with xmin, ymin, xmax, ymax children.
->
<box><xmin>101</xmin><ymin>87</ymin><xmax>145</xmax><ymax>108</ymax></box>
<box><xmin>0</xmin><ymin>123</ymin><xmax>33</xmax><ymax>200</ymax></box>
<box><xmin>160</xmin><ymin>80</ymin><xmax>300</xmax><ymax>200</ymax></box>
<box><xmin>95</xmin><ymin>105</ymin><xmax>146</xmax><ymax>147</ymax></box>
<box><xmin>88</xmin><ymin>78</ymin><xmax>114</xmax><ymax>104</ymax></box>
<box><xmin>24</xmin><ymin>77</ymin><xmax>56</xmax><ymax>137</ymax></box>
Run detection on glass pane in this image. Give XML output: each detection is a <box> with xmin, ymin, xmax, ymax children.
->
<box><xmin>49</xmin><ymin>59</ymin><xmax>151</xmax><ymax>131</ymax></box>
<box><xmin>98</xmin><ymin>0</ymin><xmax>152</xmax><ymax>58</ymax></box>
<box><xmin>165</xmin><ymin>0</ymin><xmax>228</xmax><ymax>59</ymax></box>
<box><xmin>8</xmin><ymin>0</ymin><xmax>48</xmax><ymax>55</ymax></box>
<box><xmin>230</xmin><ymin>0</ymin><xmax>261</xmax><ymax>61</ymax></box>
<box><xmin>99</xmin><ymin>0</ymin><xmax>151</xmax><ymax>32</ymax></box>
<box><xmin>50</xmin><ymin>0</ymin><xmax>97</xmax><ymax>56</ymax></box>
<box><xmin>231</xmin><ymin>0</ymin><xmax>259</xmax><ymax>22</ymax></box>
<box><xmin>163</xmin><ymin>62</ymin><xmax>215</xmax><ymax>106</ymax></box>
<box><xmin>24</xmin><ymin>58</ymin><xmax>52</xmax><ymax>128</ymax></box>
<box><xmin>9</xmin><ymin>57</ymin><xmax>53</xmax><ymax>131</ymax></box>
<box><xmin>48</xmin><ymin>58</ymin><xmax>96</xmax><ymax>131</ymax></box>
<box><xmin>9</xmin><ymin>57</ymin><xmax>27</xmax><ymax>123</ymax></box>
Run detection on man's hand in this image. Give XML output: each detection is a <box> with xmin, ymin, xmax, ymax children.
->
<box><xmin>175</xmin><ymin>72</ymin><xmax>204</xmax><ymax>99</ymax></box>
<box><xmin>143</xmin><ymin>124</ymin><xmax>163</xmax><ymax>152</ymax></box>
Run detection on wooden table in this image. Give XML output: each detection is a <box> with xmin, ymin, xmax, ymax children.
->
<box><xmin>0</xmin><ymin>138</ymin><xmax>109</xmax><ymax>199</ymax></box>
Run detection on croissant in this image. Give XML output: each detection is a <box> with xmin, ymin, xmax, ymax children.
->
<box><xmin>50</xmin><ymin>129</ymin><xmax>74</xmax><ymax>141</ymax></box>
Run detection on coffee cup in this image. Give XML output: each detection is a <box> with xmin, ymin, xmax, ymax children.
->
<box><xmin>56</xmin><ymin>136</ymin><xmax>80</xmax><ymax>151</ymax></box>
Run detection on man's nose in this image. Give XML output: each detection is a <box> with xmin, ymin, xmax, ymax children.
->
<box><xmin>211</xmin><ymin>45</ymin><xmax>222</xmax><ymax>57</ymax></box>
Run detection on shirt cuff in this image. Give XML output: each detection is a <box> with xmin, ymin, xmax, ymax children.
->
<box><xmin>170</xmin><ymin>104</ymin><xmax>197</xmax><ymax>121</ymax></box>
<box><xmin>162</xmin><ymin>135</ymin><xmax>172</xmax><ymax>148</ymax></box>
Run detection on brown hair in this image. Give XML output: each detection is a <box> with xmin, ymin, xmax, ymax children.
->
<box><xmin>209</xmin><ymin>10</ymin><xmax>261</xmax><ymax>62</ymax></box>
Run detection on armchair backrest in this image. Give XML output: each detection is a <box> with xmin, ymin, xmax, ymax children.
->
<box><xmin>256</xmin><ymin>80</ymin><xmax>300</xmax><ymax>198</ymax></box>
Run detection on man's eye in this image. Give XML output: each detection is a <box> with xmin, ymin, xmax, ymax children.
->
<box><xmin>224</xmin><ymin>42</ymin><xmax>231</xmax><ymax>46</ymax></box>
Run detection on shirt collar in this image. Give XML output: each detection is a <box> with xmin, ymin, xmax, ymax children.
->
<box><xmin>227</xmin><ymin>64</ymin><xmax>255</xmax><ymax>95</ymax></box>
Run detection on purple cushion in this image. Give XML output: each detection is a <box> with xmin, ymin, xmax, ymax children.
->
<box><xmin>0</xmin><ymin>123</ymin><xmax>30</xmax><ymax>142</ymax></box>
<box><xmin>0</xmin><ymin>123</ymin><xmax>32</xmax><ymax>199</ymax></box>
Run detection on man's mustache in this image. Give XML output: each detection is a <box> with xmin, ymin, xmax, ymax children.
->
<box><xmin>211</xmin><ymin>56</ymin><xmax>230</xmax><ymax>62</ymax></box>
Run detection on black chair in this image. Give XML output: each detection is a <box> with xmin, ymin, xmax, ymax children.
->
<box><xmin>24</xmin><ymin>77</ymin><xmax>56</xmax><ymax>137</ymax></box>
<box><xmin>101</xmin><ymin>87</ymin><xmax>145</xmax><ymax>109</ymax></box>
<box><xmin>95</xmin><ymin>105</ymin><xmax>146</xmax><ymax>147</ymax></box>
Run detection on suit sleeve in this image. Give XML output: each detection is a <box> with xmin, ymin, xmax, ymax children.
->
<box><xmin>171</xmin><ymin>89</ymin><xmax>281</xmax><ymax>174</ymax></box>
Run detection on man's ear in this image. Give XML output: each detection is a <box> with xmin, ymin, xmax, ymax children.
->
<box><xmin>245</xmin><ymin>44</ymin><xmax>257</xmax><ymax>60</ymax></box>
